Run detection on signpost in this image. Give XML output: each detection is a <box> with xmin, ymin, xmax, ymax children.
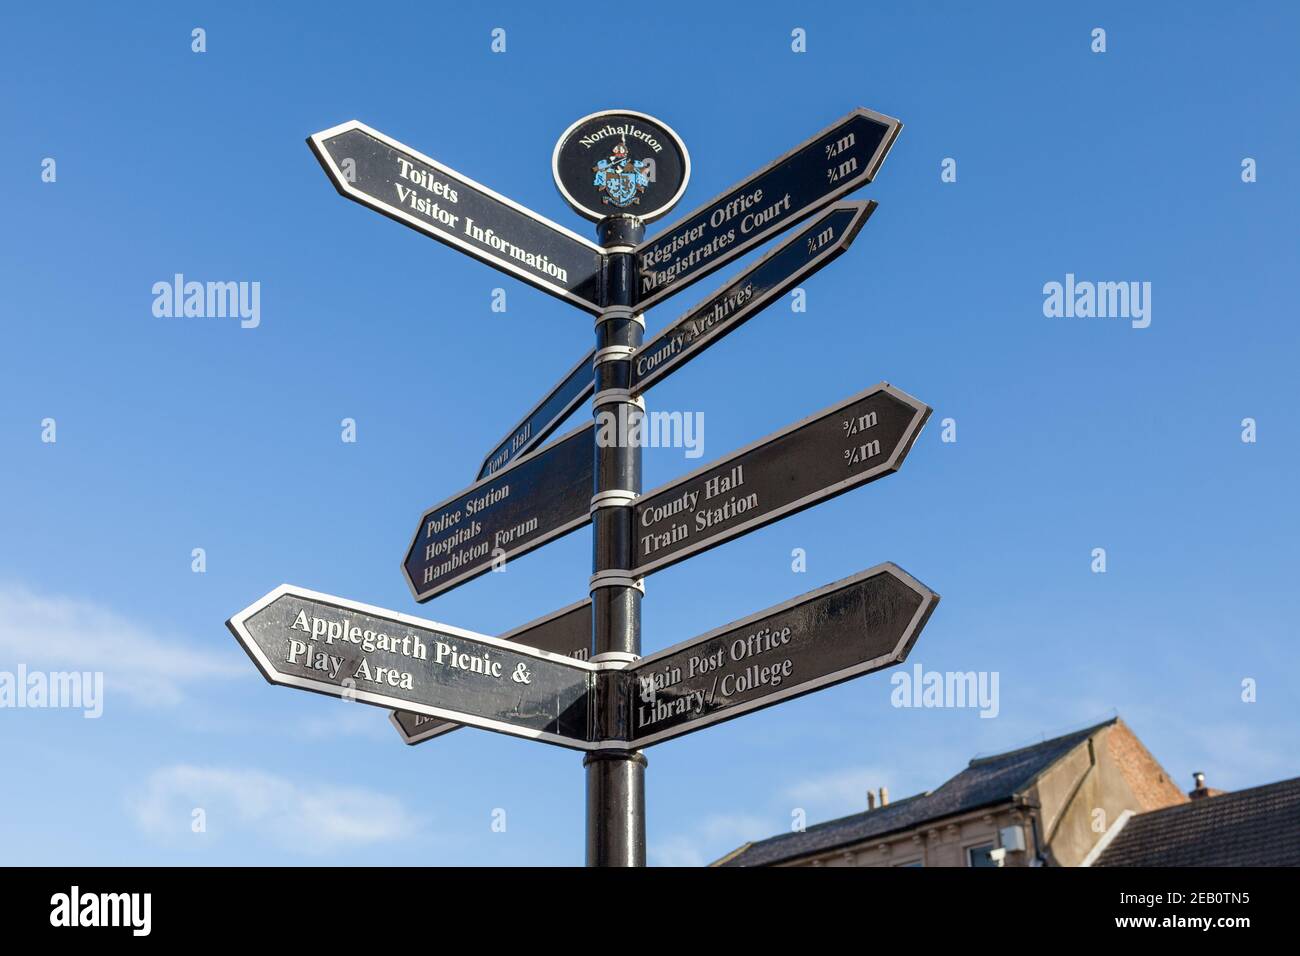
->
<box><xmin>478</xmin><ymin>199</ymin><xmax>877</xmax><ymax>475</ymax></box>
<box><xmin>478</xmin><ymin>350</ymin><xmax>595</xmax><ymax>480</ymax></box>
<box><xmin>633</xmin><ymin>383</ymin><xmax>931</xmax><ymax>576</ymax></box>
<box><xmin>232</xmin><ymin>104</ymin><xmax>934</xmax><ymax>867</ymax></box>
<box><xmin>391</xmin><ymin>599</ymin><xmax>593</xmax><ymax>744</ymax></box>
<box><xmin>624</xmin><ymin>565</ymin><xmax>937</xmax><ymax>748</ymax></box>
<box><xmin>631</xmin><ymin>200</ymin><xmax>875</xmax><ymax>394</ymax></box>
<box><xmin>552</xmin><ymin>110</ymin><xmax>690</xmax><ymax>223</ymax></box>
<box><xmin>310</xmin><ymin>121</ymin><xmax>604</xmax><ymax>313</ymax></box>
<box><xmin>231</xmin><ymin>573</ymin><xmax>936</xmax><ymax>752</ymax></box>
<box><xmin>634</xmin><ymin>108</ymin><xmax>901</xmax><ymax>311</ymax></box>
<box><xmin>403</xmin><ymin>423</ymin><xmax>594</xmax><ymax>602</ymax></box>
<box><xmin>228</xmin><ymin>585</ymin><xmax>595</xmax><ymax>749</ymax></box>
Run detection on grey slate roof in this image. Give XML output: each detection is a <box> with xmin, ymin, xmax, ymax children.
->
<box><xmin>1095</xmin><ymin>776</ymin><xmax>1300</xmax><ymax>867</ymax></box>
<box><xmin>717</xmin><ymin>719</ymin><xmax>1115</xmax><ymax>866</ymax></box>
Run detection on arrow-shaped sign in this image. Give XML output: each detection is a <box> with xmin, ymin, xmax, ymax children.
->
<box><xmin>631</xmin><ymin>200</ymin><xmax>875</xmax><ymax>393</ymax></box>
<box><xmin>634</xmin><ymin>107</ymin><xmax>901</xmax><ymax>311</ymax></box>
<box><xmin>227</xmin><ymin>585</ymin><xmax>596</xmax><ymax>750</ymax></box>
<box><xmin>404</xmin><ymin>423</ymin><xmax>594</xmax><ymax>602</ymax></box>
<box><xmin>477</xmin><ymin>200</ymin><xmax>878</xmax><ymax>477</ymax></box>
<box><xmin>391</xmin><ymin>599</ymin><xmax>593</xmax><ymax>744</ymax></box>
<box><xmin>309</xmin><ymin>120</ymin><xmax>605</xmax><ymax>313</ymax></box>
<box><xmin>443</xmin><ymin>381</ymin><xmax>926</xmax><ymax>602</ymax></box>
<box><xmin>632</xmin><ymin>383</ymin><xmax>930</xmax><ymax>576</ymax></box>
<box><xmin>478</xmin><ymin>350</ymin><xmax>595</xmax><ymax>480</ymax></box>
<box><xmin>232</xmin><ymin>570</ymin><xmax>934</xmax><ymax>754</ymax></box>
<box><xmin>622</xmin><ymin>564</ymin><xmax>937</xmax><ymax>748</ymax></box>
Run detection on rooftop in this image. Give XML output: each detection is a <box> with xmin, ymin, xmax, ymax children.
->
<box><xmin>1095</xmin><ymin>775</ymin><xmax>1300</xmax><ymax>867</ymax></box>
<box><xmin>717</xmin><ymin>718</ymin><xmax>1117</xmax><ymax>866</ymax></box>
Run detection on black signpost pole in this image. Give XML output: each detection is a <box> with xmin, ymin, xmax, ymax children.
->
<box><xmin>263</xmin><ymin>106</ymin><xmax>928</xmax><ymax>869</ymax></box>
<box><xmin>586</xmin><ymin>213</ymin><xmax>647</xmax><ymax>866</ymax></box>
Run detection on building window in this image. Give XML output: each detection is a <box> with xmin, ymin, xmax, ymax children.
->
<box><xmin>892</xmin><ymin>859</ymin><xmax>923</xmax><ymax>867</ymax></box>
<box><xmin>967</xmin><ymin>843</ymin><xmax>998</xmax><ymax>867</ymax></box>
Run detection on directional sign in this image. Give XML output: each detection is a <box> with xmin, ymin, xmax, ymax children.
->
<box><xmin>227</xmin><ymin>585</ymin><xmax>595</xmax><ymax>750</ymax></box>
<box><xmin>631</xmin><ymin>200</ymin><xmax>875</xmax><ymax>394</ymax></box>
<box><xmin>404</xmin><ymin>423</ymin><xmax>594</xmax><ymax>602</ymax></box>
<box><xmin>623</xmin><ymin>564</ymin><xmax>937</xmax><ymax>748</ymax></box>
<box><xmin>635</xmin><ymin>108</ymin><xmax>901</xmax><ymax>311</ymax></box>
<box><xmin>392</xmin><ymin>599</ymin><xmax>593</xmax><ymax>744</ymax></box>
<box><xmin>632</xmin><ymin>383</ymin><xmax>930</xmax><ymax>576</ymax></box>
<box><xmin>553</xmin><ymin>110</ymin><xmax>691</xmax><ymax>223</ymax></box>
<box><xmin>478</xmin><ymin>350</ymin><xmax>595</xmax><ymax>480</ymax></box>
<box><xmin>478</xmin><ymin>200</ymin><xmax>876</xmax><ymax>477</ymax></box>
<box><xmin>309</xmin><ymin>120</ymin><xmax>604</xmax><ymax>313</ymax></box>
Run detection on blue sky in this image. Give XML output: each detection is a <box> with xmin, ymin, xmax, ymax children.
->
<box><xmin>2</xmin><ymin>1</ymin><xmax>1296</xmax><ymax>866</ymax></box>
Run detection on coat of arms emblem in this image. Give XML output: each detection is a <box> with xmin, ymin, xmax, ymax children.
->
<box><xmin>593</xmin><ymin>138</ymin><xmax>649</xmax><ymax>208</ymax></box>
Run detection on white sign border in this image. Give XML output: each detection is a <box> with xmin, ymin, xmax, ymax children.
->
<box><xmin>622</xmin><ymin>563</ymin><xmax>939</xmax><ymax>749</ymax></box>
<box><xmin>309</xmin><ymin>119</ymin><xmax>605</xmax><ymax>313</ymax></box>
<box><xmin>390</xmin><ymin>598</ymin><xmax>594</xmax><ymax>745</ymax></box>
<box><xmin>403</xmin><ymin>421</ymin><xmax>596</xmax><ymax>603</ymax></box>
<box><xmin>634</xmin><ymin>106</ymin><xmax>902</xmax><ymax>312</ymax></box>
<box><xmin>631</xmin><ymin>382</ymin><xmax>931</xmax><ymax>578</ymax></box>
<box><xmin>228</xmin><ymin>584</ymin><xmax>603</xmax><ymax>751</ymax></box>
<box><xmin>632</xmin><ymin>200</ymin><xmax>875</xmax><ymax>395</ymax></box>
<box><xmin>477</xmin><ymin>347</ymin><xmax>596</xmax><ymax>480</ymax></box>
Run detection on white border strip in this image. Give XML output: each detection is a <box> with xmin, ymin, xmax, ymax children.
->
<box><xmin>589</xmin><ymin>573</ymin><xmax>645</xmax><ymax>593</ymax></box>
<box><xmin>1079</xmin><ymin>809</ymin><xmax>1134</xmax><ymax>867</ymax></box>
<box><xmin>308</xmin><ymin>119</ymin><xmax>604</xmax><ymax>312</ymax></box>
<box><xmin>477</xmin><ymin>348</ymin><xmax>596</xmax><ymax>479</ymax></box>
<box><xmin>390</xmin><ymin>597</ymin><xmax>594</xmax><ymax>745</ymax></box>
<box><xmin>621</xmin><ymin>563</ymin><xmax>938</xmax><ymax>749</ymax></box>
<box><xmin>634</xmin><ymin>107</ymin><xmax>901</xmax><ymax>312</ymax></box>
<box><xmin>634</xmin><ymin>200</ymin><xmax>874</xmax><ymax>394</ymax></box>
<box><xmin>403</xmin><ymin>422</ymin><xmax>595</xmax><ymax>602</ymax></box>
<box><xmin>227</xmin><ymin>584</ymin><xmax>600</xmax><ymax>751</ymax></box>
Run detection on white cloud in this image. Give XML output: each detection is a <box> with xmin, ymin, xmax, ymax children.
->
<box><xmin>0</xmin><ymin>583</ymin><xmax>241</xmax><ymax>707</ymax></box>
<box><xmin>130</xmin><ymin>764</ymin><xmax>420</xmax><ymax>853</ymax></box>
<box><xmin>650</xmin><ymin>812</ymin><xmax>769</xmax><ymax>867</ymax></box>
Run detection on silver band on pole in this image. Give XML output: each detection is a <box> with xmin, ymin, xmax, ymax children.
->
<box><xmin>595</xmin><ymin>306</ymin><xmax>644</xmax><ymax>329</ymax></box>
<box><xmin>593</xmin><ymin>389</ymin><xmax>644</xmax><ymax>409</ymax></box>
<box><xmin>591</xmin><ymin>490</ymin><xmax>639</xmax><ymax>511</ymax></box>
<box><xmin>589</xmin><ymin>572</ymin><xmax>645</xmax><ymax>593</ymax></box>
<box><xmin>593</xmin><ymin>345</ymin><xmax>636</xmax><ymax>365</ymax></box>
<box><xmin>590</xmin><ymin>651</ymin><xmax>639</xmax><ymax>665</ymax></box>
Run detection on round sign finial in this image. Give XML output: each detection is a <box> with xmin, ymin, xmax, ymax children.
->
<box><xmin>552</xmin><ymin>110</ymin><xmax>690</xmax><ymax>223</ymax></box>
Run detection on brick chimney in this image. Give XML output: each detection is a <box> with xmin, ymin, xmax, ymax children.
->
<box><xmin>867</xmin><ymin>790</ymin><xmax>876</xmax><ymax>810</ymax></box>
<box><xmin>1189</xmin><ymin>771</ymin><xmax>1226</xmax><ymax>800</ymax></box>
<box><xmin>879</xmin><ymin>787</ymin><xmax>890</xmax><ymax>807</ymax></box>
